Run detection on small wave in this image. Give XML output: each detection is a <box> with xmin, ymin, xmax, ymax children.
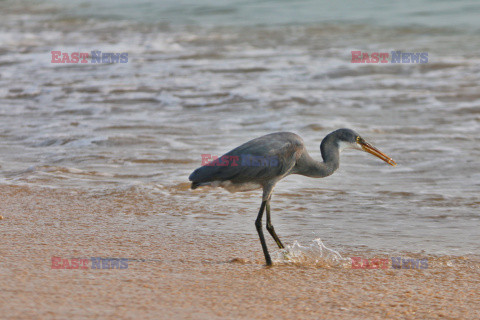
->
<box><xmin>129</xmin><ymin>158</ymin><xmax>194</xmax><ymax>164</ymax></box>
<box><xmin>202</xmin><ymin>67</ymin><xmax>269</xmax><ymax>74</ymax></box>
<box><xmin>9</xmin><ymin>165</ymin><xmax>114</xmax><ymax>177</ymax></box>
<box><xmin>169</xmin><ymin>182</ymin><xmax>193</xmax><ymax>192</ymax></box>
<box><xmin>274</xmin><ymin>238</ymin><xmax>350</xmax><ymax>268</ymax></box>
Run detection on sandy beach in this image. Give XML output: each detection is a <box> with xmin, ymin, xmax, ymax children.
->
<box><xmin>1</xmin><ymin>184</ymin><xmax>478</xmax><ymax>319</ymax></box>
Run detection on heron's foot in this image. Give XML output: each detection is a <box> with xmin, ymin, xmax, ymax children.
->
<box><xmin>266</xmin><ymin>224</ymin><xmax>284</xmax><ymax>249</ymax></box>
<box><xmin>264</xmin><ymin>255</ymin><xmax>273</xmax><ymax>267</ymax></box>
<box><xmin>276</xmin><ymin>240</ymin><xmax>285</xmax><ymax>250</ymax></box>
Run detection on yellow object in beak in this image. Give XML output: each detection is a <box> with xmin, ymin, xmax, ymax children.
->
<box><xmin>357</xmin><ymin>137</ymin><xmax>397</xmax><ymax>166</ymax></box>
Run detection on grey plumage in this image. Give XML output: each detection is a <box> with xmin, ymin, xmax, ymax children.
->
<box><xmin>188</xmin><ymin>128</ymin><xmax>396</xmax><ymax>266</ymax></box>
<box><xmin>189</xmin><ymin>132</ymin><xmax>303</xmax><ymax>190</ymax></box>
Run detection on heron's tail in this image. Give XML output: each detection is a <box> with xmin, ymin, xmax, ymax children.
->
<box><xmin>190</xmin><ymin>181</ymin><xmax>210</xmax><ymax>189</ymax></box>
<box><xmin>190</xmin><ymin>181</ymin><xmax>211</xmax><ymax>190</ymax></box>
<box><xmin>189</xmin><ymin>165</ymin><xmax>217</xmax><ymax>189</ymax></box>
<box><xmin>191</xmin><ymin>181</ymin><xmax>201</xmax><ymax>189</ymax></box>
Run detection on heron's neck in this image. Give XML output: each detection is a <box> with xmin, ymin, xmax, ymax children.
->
<box><xmin>309</xmin><ymin>154</ymin><xmax>339</xmax><ymax>178</ymax></box>
<box><xmin>296</xmin><ymin>137</ymin><xmax>340</xmax><ymax>178</ymax></box>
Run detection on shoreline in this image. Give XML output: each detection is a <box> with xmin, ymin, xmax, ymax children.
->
<box><xmin>1</xmin><ymin>184</ymin><xmax>479</xmax><ymax>319</ymax></box>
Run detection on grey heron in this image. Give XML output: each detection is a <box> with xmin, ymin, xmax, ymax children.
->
<box><xmin>189</xmin><ymin>128</ymin><xmax>396</xmax><ymax>266</ymax></box>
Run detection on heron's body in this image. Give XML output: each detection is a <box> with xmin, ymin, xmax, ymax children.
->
<box><xmin>189</xmin><ymin>129</ymin><xmax>396</xmax><ymax>266</ymax></box>
<box><xmin>190</xmin><ymin>132</ymin><xmax>304</xmax><ymax>194</ymax></box>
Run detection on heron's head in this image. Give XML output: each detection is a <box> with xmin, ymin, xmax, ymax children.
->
<box><xmin>333</xmin><ymin>128</ymin><xmax>397</xmax><ymax>166</ymax></box>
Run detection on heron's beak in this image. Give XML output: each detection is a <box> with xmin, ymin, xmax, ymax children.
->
<box><xmin>358</xmin><ymin>138</ymin><xmax>397</xmax><ymax>166</ymax></box>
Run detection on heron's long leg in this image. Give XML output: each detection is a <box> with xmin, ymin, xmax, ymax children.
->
<box><xmin>265</xmin><ymin>201</ymin><xmax>285</xmax><ymax>249</ymax></box>
<box><xmin>255</xmin><ymin>200</ymin><xmax>272</xmax><ymax>266</ymax></box>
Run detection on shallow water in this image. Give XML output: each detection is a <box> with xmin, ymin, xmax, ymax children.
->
<box><xmin>0</xmin><ymin>0</ymin><xmax>479</xmax><ymax>257</ymax></box>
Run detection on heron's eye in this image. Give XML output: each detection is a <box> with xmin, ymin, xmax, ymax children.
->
<box><xmin>356</xmin><ymin>136</ymin><xmax>360</xmax><ymax>143</ymax></box>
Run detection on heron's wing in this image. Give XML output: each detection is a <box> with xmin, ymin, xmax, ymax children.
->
<box><xmin>189</xmin><ymin>132</ymin><xmax>304</xmax><ymax>185</ymax></box>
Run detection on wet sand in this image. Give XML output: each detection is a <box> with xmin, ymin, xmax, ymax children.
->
<box><xmin>1</xmin><ymin>184</ymin><xmax>479</xmax><ymax>319</ymax></box>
